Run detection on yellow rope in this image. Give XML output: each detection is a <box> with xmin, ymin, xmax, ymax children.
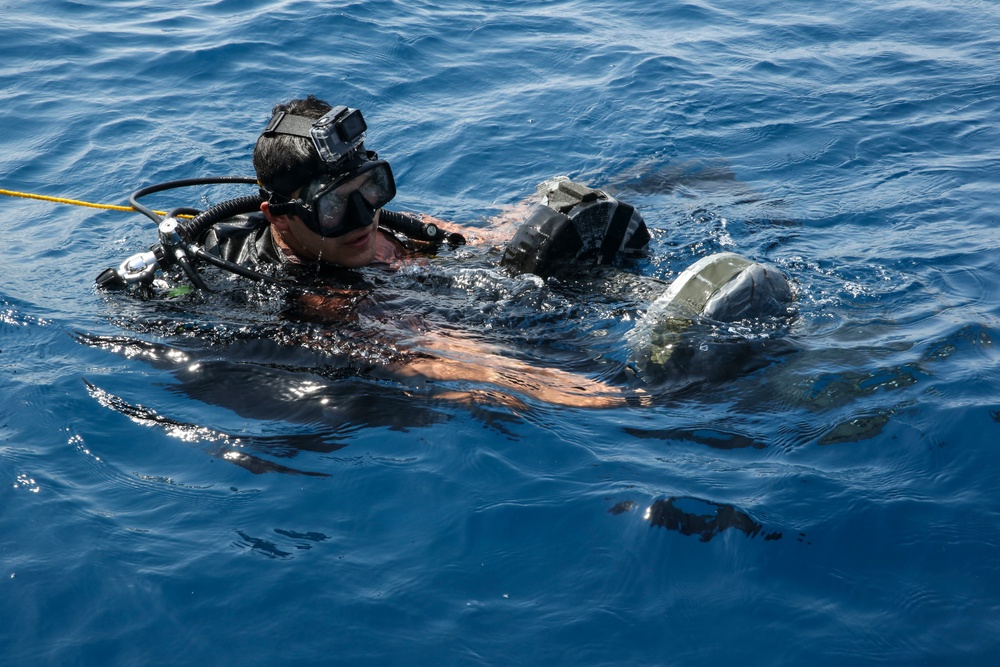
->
<box><xmin>0</xmin><ymin>187</ymin><xmax>188</xmax><ymax>217</ymax></box>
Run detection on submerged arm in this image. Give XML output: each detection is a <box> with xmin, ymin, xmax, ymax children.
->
<box><xmin>387</xmin><ymin>328</ymin><xmax>635</xmax><ymax>409</ymax></box>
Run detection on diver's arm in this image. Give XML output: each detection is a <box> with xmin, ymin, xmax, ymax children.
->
<box><xmin>388</xmin><ymin>328</ymin><xmax>634</xmax><ymax>409</ymax></box>
<box><xmin>379</xmin><ymin>209</ymin><xmax>468</xmax><ymax>245</ymax></box>
<box><xmin>380</xmin><ymin>202</ymin><xmax>540</xmax><ymax>248</ymax></box>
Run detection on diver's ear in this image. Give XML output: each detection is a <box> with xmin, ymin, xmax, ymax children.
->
<box><xmin>261</xmin><ymin>201</ymin><xmax>291</xmax><ymax>230</ymax></box>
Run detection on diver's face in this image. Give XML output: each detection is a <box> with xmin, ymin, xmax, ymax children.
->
<box><xmin>268</xmin><ymin>205</ymin><xmax>381</xmax><ymax>268</ymax></box>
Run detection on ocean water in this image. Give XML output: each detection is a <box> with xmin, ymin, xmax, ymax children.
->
<box><xmin>2</xmin><ymin>0</ymin><xmax>1000</xmax><ymax>664</ymax></box>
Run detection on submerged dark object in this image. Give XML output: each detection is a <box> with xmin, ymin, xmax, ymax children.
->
<box><xmin>645</xmin><ymin>496</ymin><xmax>782</xmax><ymax>541</ymax></box>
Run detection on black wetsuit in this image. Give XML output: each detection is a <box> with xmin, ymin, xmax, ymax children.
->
<box><xmin>200</xmin><ymin>213</ymin><xmax>283</xmax><ymax>266</ymax></box>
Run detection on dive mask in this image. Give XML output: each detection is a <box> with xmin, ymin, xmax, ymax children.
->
<box><xmin>268</xmin><ymin>159</ymin><xmax>397</xmax><ymax>238</ymax></box>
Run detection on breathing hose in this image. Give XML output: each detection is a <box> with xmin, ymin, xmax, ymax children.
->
<box><xmin>129</xmin><ymin>176</ymin><xmax>259</xmax><ymax>224</ymax></box>
<box><xmin>178</xmin><ymin>195</ymin><xmax>263</xmax><ymax>241</ymax></box>
<box><xmin>99</xmin><ymin>178</ymin><xmax>266</xmax><ymax>290</ymax></box>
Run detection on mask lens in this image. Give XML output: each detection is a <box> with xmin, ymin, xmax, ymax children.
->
<box><xmin>311</xmin><ymin>161</ymin><xmax>395</xmax><ymax>237</ymax></box>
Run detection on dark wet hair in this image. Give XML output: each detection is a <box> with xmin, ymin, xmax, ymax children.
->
<box><xmin>253</xmin><ymin>95</ymin><xmax>331</xmax><ymax>198</ymax></box>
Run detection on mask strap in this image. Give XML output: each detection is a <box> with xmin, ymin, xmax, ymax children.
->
<box><xmin>267</xmin><ymin>198</ymin><xmax>310</xmax><ymax>221</ymax></box>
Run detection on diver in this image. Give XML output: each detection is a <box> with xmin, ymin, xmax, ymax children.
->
<box><xmin>198</xmin><ymin>95</ymin><xmax>655</xmax><ymax>278</ymax></box>
<box><xmin>98</xmin><ymin>95</ymin><xmax>795</xmax><ymax>406</ymax></box>
<box><xmin>203</xmin><ymin>95</ymin><xmax>465</xmax><ymax>271</ymax></box>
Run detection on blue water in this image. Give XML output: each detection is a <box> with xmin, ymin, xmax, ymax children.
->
<box><xmin>3</xmin><ymin>0</ymin><xmax>1000</xmax><ymax>664</ymax></box>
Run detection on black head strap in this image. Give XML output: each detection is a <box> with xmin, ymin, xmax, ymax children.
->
<box><xmin>262</xmin><ymin>111</ymin><xmax>316</xmax><ymax>139</ymax></box>
<box><xmin>257</xmin><ymin>112</ymin><xmax>324</xmax><ymax>198</ymax></box>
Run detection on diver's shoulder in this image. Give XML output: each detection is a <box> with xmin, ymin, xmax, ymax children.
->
<box><xmin>201</xmin><ymin>212</ymin><xmax>274</xmax><ymax>264</ymax></box>
<box><xmin>202</xmin><ymin>212</ymin><xmax>267</xmax><ymax>240</ymax></box>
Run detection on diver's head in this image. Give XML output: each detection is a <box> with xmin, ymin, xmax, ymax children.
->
<box><xmin>253</xmin><ymin>95</ymin><xmax>331</xmax><ymax>197</ymax></box>
<box><xmin>254</xmin><ymin>96</ymin><xmax>396</xmax><ymax>239</ymax></box>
